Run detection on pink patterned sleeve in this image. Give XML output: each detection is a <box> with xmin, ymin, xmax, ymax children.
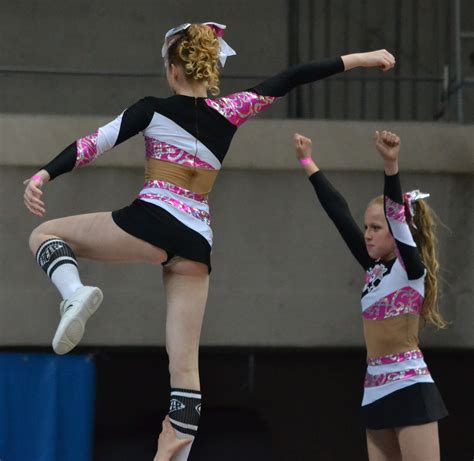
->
<box><xmin>74</xmin><ymin>131</ymin><xmax>100</xmax><ymax>168</ymax></box>
<box><xmin>41</xmin><ymin>97</ymin><xmax>155</xmax><ymax>180</ymax></box>
<box><xmin>205</xmin><ymin>92</ymin><xmax>279</xmax><ymax>127</ymax></box>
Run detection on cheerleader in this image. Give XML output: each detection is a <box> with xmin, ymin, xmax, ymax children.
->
<box><xmin>23</xmin><ymin>20</ymin><xmax>394</xmax><ymax>460</ymax></box>
<box><xmin>294</xmin><ymin>130</ymin><xmax>447</xmax><ymax>460</ymax></box>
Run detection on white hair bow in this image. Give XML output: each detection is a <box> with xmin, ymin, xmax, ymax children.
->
<box><xmin>161</xmin><ymin>21</ymin><xmax>236</xmax><ymax>67</ymax></box>
<box><xmin>403</xmin><ymin>189</ymin><xmax>430</xmax><ymax>225</ymax></box>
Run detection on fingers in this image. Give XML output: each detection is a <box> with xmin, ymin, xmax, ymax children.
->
<box><xmin>162</xmin><ymin>416</ymin><xmax>172</xmax><ymax>431</ymax></box>
<box><xmin>293</xmin><ymin>132</ymin><xmax>312</xmax><ymax>150</ymax></box>
<box><xmin>294</xmin><ymin>132</ymin><xmax>305</xmax><ymax>148</ymax></box>
<box><xmin>24</xmin><ymin>201</ymin><xmax>44</xmax><ymax>217</ymax></box>
<box><xmin>378</xmin><ymin>130</ymin><xmax>400</xmax><ymax>146</ymax></box>
<box><xmin>24</xmin><ymin>199</ymin><xmax>45</xmax><ymax>217</ymax></box>
<box><xmin>374</xmin><ymin>49</ymin><xmax>395</xmax><ymax>72</ymax></box>
<box><xmin>374</xmin><ymin>130</ymin><xmax>386</xmax><ymax>148</ymax></box>
<box><xmin>24</xmin><ymin>182</ymin><xmax>46</xmax><ymax>217</ymax></box>
<box><xmin>25</xmin><ymin>187</ymin><xmax>45</xmax><ymax>207</ymax></box>
<box><xmin>381</xmin><ymin>49</ymin><xmax>395</xmax><ymax>70</ymax></box>
<box><xmin>293</xmin><ymin>132</ymin><xmax>301</xmax><ymax>148</ymax></box>
<box><xmin>176</xmin><ymin>437</ymin><xmax>193</xmax><ymax>448</ymax></box>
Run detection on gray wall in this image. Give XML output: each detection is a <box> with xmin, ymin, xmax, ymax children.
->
<box><xmin>0</xmin><ymin>1</ymin><xmax>473</xmax><ymax>348</ymax></box>
<box><xmin>1</xmin><ymin>117</ymin><xmax>473</xmax><ymax>348</ymax></box>
<box><xmin>0</xmin><ymin>0</ymin><xmax>289</xmax><ymax>117</ymax></box>
<box><xmin>1</xmin><ymin>0</ymin><xmax>473</xmax><ymax>121</ymax></box>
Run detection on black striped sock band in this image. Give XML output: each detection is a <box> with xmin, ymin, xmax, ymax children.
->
<box><xmin>168</xmin><ymin>388</ymin><xmax>201</xmax><ymax>436</ymax></box>
<box><xmin>36</xmin><ymin>238</ymin><xmax>78</xmax><ymax>278</ymax></box>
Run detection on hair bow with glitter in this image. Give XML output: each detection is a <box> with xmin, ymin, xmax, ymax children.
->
<box><xmin>161</xmin><ymin>21</ymin><xmax>236</xmax><ymax>67</ymax></box>
<box><xmin>403</xmin><ymin>189</ymin><xmax>430</xmax><ymax>225</ymax></box>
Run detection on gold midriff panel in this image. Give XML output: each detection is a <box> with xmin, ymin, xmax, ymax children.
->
<box><xmin>363</xmin><ymin>314</ymin><xmax>420</xmax><ymax>358</ymax></box>
<box><xmin>145</xmin><ymin>158</ymin><xmax>218</xmax><ymax>196</ymax></box>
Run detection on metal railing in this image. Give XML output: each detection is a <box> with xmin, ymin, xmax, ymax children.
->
<box><xmin>286</xmin><ymin>0</ymin><xmax>472</xmax><ymax>122</ymax></box>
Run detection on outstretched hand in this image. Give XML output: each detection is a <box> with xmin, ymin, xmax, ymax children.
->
<box><xmin>153</xmin><ymin>416</ymin><xmax>193</xmax><ymax>461</ymax></box>
<box><xmin>374</xmin><ymin>130</ymin><xmax>400</xmax><ymax>162</ymax></box>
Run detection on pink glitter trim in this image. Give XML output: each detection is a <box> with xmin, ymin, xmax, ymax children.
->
<box><xmin>385</xmin><ymin>196</ymin><xmax>406</xmax><ymax>223</ymax></box>
<box><xmin>364</xmin><ymin>366</ymin><xmax>430</xmax><ymax>387</ymax></box>
<box><xmin>367</xmin><ymin>349</ymin><xmax>424</xmax><ymax>366</ymax></box>
<box><xmin>142</xmin><ymin>180</ymin><xmax>208</xmax><ymax>203</ymax></box>
<box><xmin>205</xmin><ymin>92</ymin><xmax>278</xmax><ymax>127</ymax></box>
<box><xmin>363</xmin><ymin>287</ymin><xmax>423</xmax><ymax>320</ymax></box>
<box><xmin>75</xmin><ymin>130</ymin><xmax>99</xmax><ymax>168</ymax></box>
<box><xmin>145</xmin><ymin>138</ymin><xmax>216</xmax><ymax>170</ymax></box>
<box><xmin>138</xmin><ymin>193</ymin><xmax>211</xmax><ymax>225</ymax></box>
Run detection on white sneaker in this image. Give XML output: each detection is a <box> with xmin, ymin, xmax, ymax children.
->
<box><xmin>52</xmin><ymin>286</ymin><xmax>103</xmax><ymax>355</ymax></box>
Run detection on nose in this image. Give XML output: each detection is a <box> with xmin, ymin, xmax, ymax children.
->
<box><xmin>365</xmin><ymin>229</ymin><xmax>372</xmax><ymax>241</ymax></box>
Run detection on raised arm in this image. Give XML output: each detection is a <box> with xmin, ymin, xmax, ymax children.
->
<box><xmin>374</xmin><ymin>130</ymin><xmax>425</xmax><ymax>279</ymax></box>
<box><xmin>252</xmin><ymin>49</ymin><xmax>395</xmax><ymax>97</ymax></box>
<box><xmin>23</xmin><ymin>97</ymin><xmax>155</xmax><ymax>217</ymax></box>
<box><xmin>206</xmin><ymin>50</ymin><xmax>395</xmax><ymax>128</ymax></box>
<box><xmin>294</xmin><ymin>133</ymin><xmax>372</xmax><ymax>270</ymax></box>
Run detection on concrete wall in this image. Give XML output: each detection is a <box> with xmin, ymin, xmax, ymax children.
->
<box><xmin>0</xmin><ymin>0</ymin><xmax>289</xmax><ymax>117</ymax></box>
<box><xmin>0</xmin><ymin>1</ymin><xmax>472</xmax><ymax>348</ymax></box>
<box><xmin>0</xmin><ymin>117</ymin><xmax>472</xmax><ymax>348</ymax></box>
<box><xmin>1</xmin><ymin>0</ymin><xmax>473</xmax><ymax>121</ymax></box>
<box><xmin>2</xmin><ymin>114</ymin><xmax>473</xmax><ymax>172</ymax></box>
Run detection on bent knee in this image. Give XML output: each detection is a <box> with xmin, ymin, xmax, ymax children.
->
<box><xmin>29</xmin><ymin>221</ymin><xmax>55</xmax><ymax>253</ymax></box>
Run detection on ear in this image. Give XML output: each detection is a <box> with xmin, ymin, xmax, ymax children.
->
<box><xmin>170</xmin><ymin>63</ymin><xmax>179</xmax><ymax>81</ymax></box>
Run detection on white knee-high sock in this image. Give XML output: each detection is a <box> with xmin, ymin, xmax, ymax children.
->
<box><xmin>36</xmin><ymin>238</ymin><xmax>84</xmax><ymax>299</ymax></box>
<box><xmin>168</xmin><ymin>388</ymin><xmax>201</xmax><ymax>461</ymax></box>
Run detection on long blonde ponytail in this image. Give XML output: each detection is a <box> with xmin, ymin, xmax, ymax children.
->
<box><xmin>409</xmin><ymin>200</ymin><xmax>447</xmax><ymax>329</ymax></box>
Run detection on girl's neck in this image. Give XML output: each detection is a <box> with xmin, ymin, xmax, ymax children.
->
<box><xmin>174</xmin><ymin>82</ymin><xmax>208</xmax><ymax>98</ymax></box>
<box><xmin>380</xmin><ymin>251</ymin><xmax>397</xmax><ymax>264</ymax></box>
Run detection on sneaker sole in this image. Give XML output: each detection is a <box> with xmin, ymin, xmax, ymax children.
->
<box><xmin>53</xmin><ymin>287</ymin><xmax>103</xmax><ymax>355</ymax></box>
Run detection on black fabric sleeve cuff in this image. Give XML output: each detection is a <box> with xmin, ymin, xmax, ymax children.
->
<box><xmin>41</xmin><ymin>142</ymin><xmax>77</xmax><ymax>180</ymax></box>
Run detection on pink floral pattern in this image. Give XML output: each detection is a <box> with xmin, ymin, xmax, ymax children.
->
<box><xmin>364</xmin><ymin>263</ymin><xmax>388</xmax><ymax>288</ymax></box>
<box><xmin>205</xmin><ymin>92</ymin><xmax>278</xmax><ymax>127</ymax></box>
<box><xmin>364</xmin><ymin>366</ymin><xmax>430</xmax><ymax>387</ymax></box>
<box><xmin>145</xmin><ymin>138</ymin><xmax>215</xmax><ymax>169</ymax></box>
<box><xmin>363</xmin><ymin>287</ymin><xmax>423</xmax><ymax>320</ymax></box>
<box><xmin>367</xmin><ymin>349</ymin><xmax>423</xmax><ymax>366</ymax></box>
<box><xmin>138</xmin><ymin>193</ymin><xmax>211</xmax><ymax>225</ymax></box>
<box><xmin>142</xmin><ymin>180</ymin><xmax>208</xmax><ymax>203</ymax></box>
<box><xmin>75</xmin><ymin>131</ymin><xmax>99</xmax><ymax>168</ymax></box>
<box><xmin>385</xmin><ymin>196</ymin><xmax>406</xmax><ymax>223</ymax></box>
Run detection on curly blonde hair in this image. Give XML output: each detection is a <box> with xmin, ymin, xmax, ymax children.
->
<box><xmin>167</xmin><ymin>24</ymin><xmax>221</xmax><ymax>96</ymax></box>
<box><xmin>369</xmin><ymin>195</ymin><xmax>447</xmax><ymax>329</ymax></box>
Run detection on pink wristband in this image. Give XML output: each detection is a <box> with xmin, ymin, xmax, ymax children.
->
<box><xmin>299</xmin><ymin>157</ymin><xmax>313</xmax><ymax>167</ymax></box>
<box><xmin>31</xmin><ymin>175</ymin><xmax>43</xmax><ymax>183</ymax></box>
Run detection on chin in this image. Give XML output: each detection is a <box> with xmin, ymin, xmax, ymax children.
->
<box><xmin>366</xmin><ymin>248</ymin><xmax>379</xmax><ymax>260</ymax></box>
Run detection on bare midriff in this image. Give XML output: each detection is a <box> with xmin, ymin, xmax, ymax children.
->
<box><xmin>363</xmin><ymin>314</ymin><xmax>420</xmax><ymax>359</ymax></box>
